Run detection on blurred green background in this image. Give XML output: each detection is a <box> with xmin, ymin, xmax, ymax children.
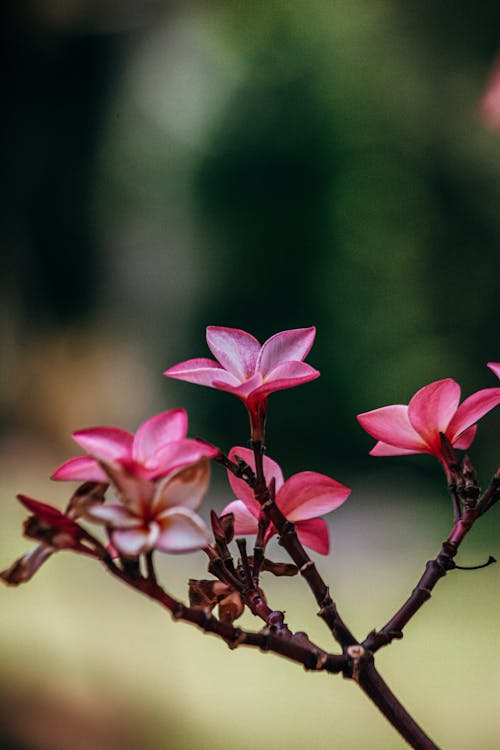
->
<box><xmin>1</xmin><ymin>2</ymin><xmax>498</xmax><ymax>748</ymax></box>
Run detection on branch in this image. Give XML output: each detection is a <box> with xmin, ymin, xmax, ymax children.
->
<box><xmin>100</xmin><ymin>554</ymin><xmax>346</xmax><ymax>675</ymax></box>
<box><xmin>356</xmin><ymin>656</ymin><xmax>441</xmax><ymax>750</ymax></box>
<box><xmin>363</xmin><ymin>468</ymin><xmax>499</xmax><ymax>653</ymax></box>
<box><xmin>217</xmin><ymin>448</ymin><xmax>358</xmax><ymax>649</ymax></box>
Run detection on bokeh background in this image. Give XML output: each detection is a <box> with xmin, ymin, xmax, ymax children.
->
<box><xmin>1</xmin><ymin>2</ymin><xmax>499</xmax><ymax>748</ymax></box>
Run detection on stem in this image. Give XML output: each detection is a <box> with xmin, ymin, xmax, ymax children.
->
<box><xmin>358</xmin><ymin>659</ymin><xmax>440</xmax><ymax>750</ymax></box>
<box><xmin>100</xmin><ymin>555</ymin><xmax>345</xmax><ymax>675</ymax></box>
<box><xmin>221</xmin><ymin>447</ymin><xmax>358</xmax><ymax>649</ymax></box>
<box><xmin>363</xmin><ymin>469</ymin><xmax>499</xmax><ymax>653</ymax></box>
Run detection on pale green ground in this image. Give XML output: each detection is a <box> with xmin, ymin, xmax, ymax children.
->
<box><xmin>1</xmin><ymin>460</ymin><xmax>498</xmax><ymax>750</ymax></box>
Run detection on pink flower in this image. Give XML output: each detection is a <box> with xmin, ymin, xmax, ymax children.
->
<box><xmin>220</xmin><ymin>447</ymin><xmax>350</xmax><ymax>555</ymax></box>
<box><xmin>164</xmin><ymin>326</ymin><xmax>319</xmax><ymax>414</ymax></box>
<box><xmin>357</xmin><ymin>378</ymin><xmax>500</xmax><ymax>462</ymax></box>
<box><xmin>488</xmin><ymin>362</ymin><xmax>500</xmax><ymax>379</ymax></box>
<box><xmin>84</xmin><ymin>459</ymin><xmax>211</xmax><ymax>557</ymax></box>
<box><xmin>51</xmin><ymin>409</ymin><xmax>217</xmax><ymax>483</ymax></box>
<box><xmin>480</xmin><ymin>59</ymin><xmax>500</xmax><ymax>131</ymax></box>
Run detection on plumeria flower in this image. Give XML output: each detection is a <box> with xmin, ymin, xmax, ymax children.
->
<box><xmin>164</xmin><ymin>327</ymin><xmax>319</xmax><ymax>430</ymax></box>
<box><xmin>84</xmin><ymin>459</ymin><xmax>211</xmax><ymax>557</ymax></box>
<box><xmin>488</xmin><ymin>362</ymin><xmax>500</xmax><ymax>379</ymax></box>
<box><xmin>51</xmin><ymin>409</ymin><xmax>217</xmax><ymax>483</ymax></box>
<box><xmin>220</xmin><ymin>447</ymin><xmax>350</xmax><ymax>555</ymax></box>
<box><xmin>357</xmin><ymin>377</ymin><xmax>500</xmax><ymax>463</ymax></box>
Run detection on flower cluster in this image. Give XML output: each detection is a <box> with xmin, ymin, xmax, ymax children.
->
<box><xmin>2</xmin><ymin>325</ymin><xmax>498</xmax><ymax>609</ymax></box>
<box><xmin>2</xmin><ymin>324</ymin><xmax>498</xmax><ymax>750</ymax></box>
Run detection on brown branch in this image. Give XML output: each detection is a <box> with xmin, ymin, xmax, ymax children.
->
<box><xmin>363</xmin><ymin>468</ymin><xmax>499</xmax><ymax>653</ymax></box>
<box><xmin>217</xmin><ymin>448</ymin><xmax>358</xmax><ymax>649</ymax></box>
<box><xmin>356</xmin><ymin>656</ymin><xmax>441</xmax><ymax>750</ymax></box>
<box><xmin>100</xmin><ymin>554</ymin><xmax>346</xmax><ymax>675</ymax></box>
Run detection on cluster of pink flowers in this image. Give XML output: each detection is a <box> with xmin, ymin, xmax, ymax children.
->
<box><xmin>10</xmin><ymin>328</ymin><xmax>499</xmax><ymax>572</ymax></box>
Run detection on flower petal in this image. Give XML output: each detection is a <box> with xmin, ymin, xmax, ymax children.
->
<box><xmin>17</xmin><ymin>495</ymin><xmax>80</xmax><ymax>534</ymax></box>
<box><xmin>213</xmin><ymin>373</ymin><xmax>263</xmax><ymax>399</ymax></box>
<box><xmin>152</xmin><ymin>459</ymin><xmax>210</xmax><ymax>514</ymax></box>
<box><xmin>256</xmin><ymin>327</ymin><xmax>316</xmax><ymax>376</ymax></box>
<box><xmin>408</xmin><ymin>379</ymin><xmax>461</xmax><ymax>451</ymax></box>
<box><xmin>72</xmin><ymin>427</ymin><xmax>134</xmax><ymax>461</ymax></box>
<box><xmin>96</xmin><ymin>461</ymin><xmax>153</xmax><ymax>514</ymax></box>
<box><xmin>452</xmin><ymin>425</ymin><xmax>477</xmax><ymax>450</ymax></box>
<box><xmin>277</xmin><ymin>472</ymin><xmax>350</xmax><ymax>521</ymax></box>
<box><xmin>84</xmin><ymin>503</ymin><xmax>138</xmax><ymax>528</ymax></box>
<box><xmin>206</xmin><ymin>326</ymin><xmax>261</xmax><ymax>380</ymax></box>
<box><xmin>369</xmin><ymin>441</ymin><xmax>427</xmax><ymax>456</ymax></box>
<box><xmin>145</xmin><ymin>438</ymin><xmax>217</xmax><ymax>479</ymax></box>
<box><xmin>447</xmin><ymin>387</ymin><xmax>500</xmax><ymax>440</ymax></box>
<box><xmin>296</xmin><ymin>518</ymin><xmax>330</xmax><ymax>555</ymax></box>
<box><xmin>357</xmin><ymin>404</ymin><xmax>427</xmax><ymax>451</ymax></box>
<box><xmin>487</xmin><ymin>362</ymin><xmax>500</xmax><ymax>379</ymax></box>
<box><xmin>133</xmin><ymin>409</ymin><xmax>187</xmax><ymax>463</ymax></box>
<box><xmin>0</xmin><ymin>544</ymin><xmax>55</xmax><ymax>586</ymax></box>
<box><xmin>227</xmin><ymin>447</ymin><xmax>284</xmax><ymax>508</ymax></box>
<box><xmin>220</xmin><ymin>500</ymin><xmax>259</xmax><ymax>533</ymax></box>
<box><xmin>164</xmin><ymin>358</ymin><xmax>241</xmax><ymax>388</ymax></box>
<box><xmin>111</xmin><ymin>524</ymin><xmax>159</xmax><ymax>557</ymax></box>
<box><xmin>155</xmin><ymin>508</ymin><xmax>209</xmax><ymax>553</ymax></box>
<box><xmin>51</xmin><ymin>456</ymin><xmax>108</xmax><ymax>482</ymax></box>
<box><xmin>250</xmin><ymin>362</ymin><xmax>320</xmax><ymax>400</ymax></box>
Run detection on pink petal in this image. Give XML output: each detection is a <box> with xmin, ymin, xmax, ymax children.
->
<box><xmin>453</xmin><ymin>425</ymin><xmax>477</xmax><ymax>450</ymax></box>
<box><xmin>249</xmin><ymin>362</ymin><xmax>319</xmax><ymax>401</ymax></box>
<box><xmin>84</xmin><ymin>504</ymin><xmax>138</xmax><ymax>528</ymax></box>
<box><xmin>111</xmin><ymin>524</ymin><xmax>159</xmax><ymax>557</ymax></box>
<box><xmin>51</xmin><ymin>456</ymin><xmax>108</xmax><ymax>482</ymax></box>
<box><xmin>16</xmin><ymin>495</ymin><xmax>81</xmax><ymax>536</ymax></box>
<box><xmin>227</xmin><ymin>446</ymin><xmax>284</xmax><ymax>508</ymax></box>
<box><xmin>152</xmin><ymin>459</ymin><xmax>210</xmax><ymax>514</ymax></box>
<box><xmin>146</xmin><ymin>438</ymin><xmax>218</xmax><ymax>479</ymax></box>
<box><xmin>277</xmin><ymin>472</ymin><xmax>350</xmax><ymax>521</ymax></box>
<box><xmin>155</xmin><ymin>508</ymin><xmax>209</xmax><ymax>553</ymax></box>
<box><xmin>72</xmin><ymin>427</ymin><xmax>134</xmax><ymax>462</ymax></box>
<box><xmin>133</xmin><ymin>409</ymin><xmax>187</xmax><ymax>463</ymax></box>
<box><xmin>213</xmin><ymin>372</ymin><xmax>263</xmax><ymax>399</ymax></box>
<box><xmin>256</xmin><ymin>327</ymin><xmax>316</xmax><ymax>376</ymax></box>
<box><xmin>408</xmin><ymin>379</ymin><xmax>461</xmax><ymax>451</ymax></box>
<box><xmin>206</xmin><ymin>326</ymin><xmax>261</xmax><ymax>380</ymax></box>
<box><xmin>165</xmin><ymin>358</ymin><xmax>241</xmax><ymax>388</ymax></box>
<box><xmin>97</xmin><ymin>461</ymin><xmax>153</xmax><ymax>514</ymax></box>
<box><xmin>369</xmin><ymin>441</ymin><xmax>427</xmax><ymax>456</ymax></box>
<box><xmin>447</xmin><ymin>387</ymin><xmax>500</xmax><ymax>440</ymax></box>
<box><xmin>487</xmin><ymin>362</ymin><xmax>500</xmax><ymax>379</ymax></box>
<box><xmin>220</xmin><ymin>500</ymin><xmax>259</xmax><ymax>533</ymax></box>
<box><xmin>357</xmin><ymin>404</ymin><xmax>428</xmax><ymax>452</ymax></box>
<box><xmin>296</xmin><ymin>518</ymin><xmax>330</xmax><ymax>555</ymax></box>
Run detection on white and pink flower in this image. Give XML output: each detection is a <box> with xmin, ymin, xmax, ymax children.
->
<box><xmin>220</xmin><ymin>447</ymin><xmax>350</xmax><ymax>555</ymax></box>
<box><xmin>85</xmin><ymin>459</ymin><xmax>211</xmax><ymax>557</ymax></box>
